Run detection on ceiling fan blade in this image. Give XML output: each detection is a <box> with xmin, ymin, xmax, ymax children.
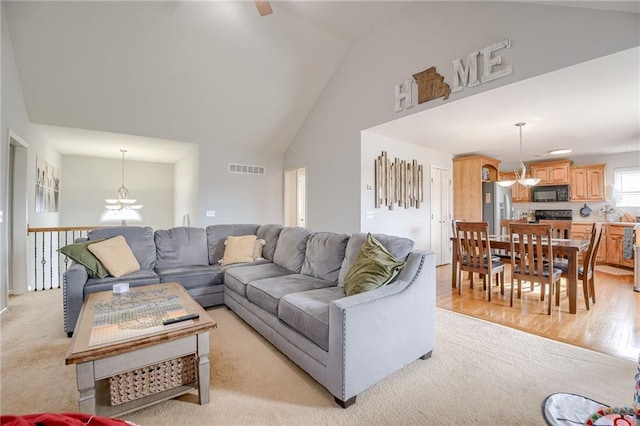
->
<box><xmin>254</xmin><ymin>0</ymin><xmax>273</xmax><ymax>16</ymax></box>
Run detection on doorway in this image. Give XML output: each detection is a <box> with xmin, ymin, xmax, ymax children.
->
<box><xmin>429</xmin><ymin>166</ymin><xmax>452</xmax><ymax>265</ymax></box>
<box><xmin>284</xmin><ymin>166</ymin><xmax>306</xmax><ymax>228</ymax></box>
<box><xmin>8</xmin><ymin>131</ymin><xmax>29</xmax><ymax>296</ymax></box>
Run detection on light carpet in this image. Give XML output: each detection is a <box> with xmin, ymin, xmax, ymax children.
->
<box><xmin>0</xmin><ymin>289</ymin><xmax>635</xmax><ymax>425</ymax></box>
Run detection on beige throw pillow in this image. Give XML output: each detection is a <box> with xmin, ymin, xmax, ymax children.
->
<box><xmin>221</xmin><ymin>235</ymin><xmax>258</xmax><ymax>266</ymax></box>
<box><xmin>88</xmin><ymin>235</ymin><xmax>141</xmax><ymax>278</ymax></box>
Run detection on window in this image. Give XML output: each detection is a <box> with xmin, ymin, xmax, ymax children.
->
<box><xmin>614</xmin><ymin>167</ymin><xmax>640</xmax><ymax>207</ymax></box>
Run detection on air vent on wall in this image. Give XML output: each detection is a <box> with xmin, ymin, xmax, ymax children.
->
<box><xmin>228</xmin><ymin>163</ymin><xmax>265</xmax><ymax>175</ymax></box>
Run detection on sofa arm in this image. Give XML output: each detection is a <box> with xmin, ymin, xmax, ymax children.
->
<box><xmin>63</xmin><ymin>263</ymin><xmax>89</xmax><ymax>336</ymax></box>
<box><xmin>326</xmin><ymin>250</ymin><xmax>436</xmax><ymax>403</ymax></box>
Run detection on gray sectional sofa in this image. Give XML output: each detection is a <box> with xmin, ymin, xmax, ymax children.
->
<box><xmin>63</xmin><ymin>224</ymin><xmax>436</xmax><ymax>407</ymax></box>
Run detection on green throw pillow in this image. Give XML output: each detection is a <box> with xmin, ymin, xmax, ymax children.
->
<box><xmin>58</xmin><ymin>239</ymin><xmax>109</xmax><ymax>279</ymax></box>
<box><xmin>343</xmin><ymin>233</ymin><xmax>406</xmax><ymax>296</ymax></box>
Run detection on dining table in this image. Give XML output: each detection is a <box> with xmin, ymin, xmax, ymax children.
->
<box><xmin>451</xmin><ymin>234</ymin><xmax>590</xmax><ymax>314</ymax></box>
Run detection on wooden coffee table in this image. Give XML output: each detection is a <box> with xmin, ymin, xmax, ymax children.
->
<box><xmin>65</xmin><ymin>282</ymin><xmax>217</xmax><ymax>417</ymax></box>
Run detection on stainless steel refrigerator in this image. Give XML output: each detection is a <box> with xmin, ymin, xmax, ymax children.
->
<box><xmin>482</xmin><ymin>182</ymin><xmax>513</xmax><ymax>235</ymax></box>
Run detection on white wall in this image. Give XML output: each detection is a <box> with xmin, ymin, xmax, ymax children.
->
<box><xmin>284</xmin><ymin>2</ymin><xmax>639</xmax><ymax>234</ymax></box>
<box><xmin>2</xmin><ymin>3</ymin><xmax>63</xmax><ymax>300</ymax></box>
<box><xmin>198</xmin><ymin>144</ymin><xmax>283</xmax><ymax>226</ymax></box>
<box><xmin>60</xmin><ymin>155</ymin><xmax>174</xmax><ymax>230</ymax></box>
<box><xmin>361</xmin><ymin>132</ymin><xmax>452</xmax><ymax>250</ymax></box>
<box><xmin>174</xmin><ymin>145</ymin><xmax>199</xmax><ymax>227</ymax></box>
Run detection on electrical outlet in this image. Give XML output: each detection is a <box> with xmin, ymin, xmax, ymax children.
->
<box><xmin>366</xmin><ymin>211</ymin><xmax>374</xmax><ymax>219</ymax></box>
<box><xmin>206</xmin><ymin>210</ymin><xmax>216</xmax><ymax>217</ymax></box>
<box><xmin>366</xmin><ymin>184</ymin><xmax>373</xmax><ymax>190</ymax></box>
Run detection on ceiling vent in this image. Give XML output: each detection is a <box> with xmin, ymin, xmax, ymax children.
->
<box><xmin>228</xmin><ymin>163</ymin><xmax>265</xmax><ymax>175</ymax></box>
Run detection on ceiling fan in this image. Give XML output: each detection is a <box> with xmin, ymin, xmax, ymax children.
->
<box><xmin>254</xmin><ymin>0</ymin><xmax>273</xmax><ymax>16</ymax></box>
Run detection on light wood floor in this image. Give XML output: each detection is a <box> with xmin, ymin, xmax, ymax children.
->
<box><xmin>436</xmin><ymin>263</ymin><xmax>639</xmax><ymax>361</ymax></box>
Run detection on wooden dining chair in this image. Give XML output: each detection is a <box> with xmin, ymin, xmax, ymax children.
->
<box><xmin>509</xmin><ymin>223</ymin><xmax>563</xmax><ymax>314</ymax></box>
<box><xmin>496</xmin><ymin>219</ymin><xmax>528</xmax><ymax>262</ymax></box>
<box><xmin>554</xmin><ymin>224</ymin><xmax>603</xmax><ymax>310</ymax></box>
<box><xmin>455</xmin><ymin>221</ymin><xmax>505</xmax><ymax>301</ymax></box>
<box><xmin>538</xmin><ymin>220</ymin><xmax>572</xmax><ymax>239</ymax></box>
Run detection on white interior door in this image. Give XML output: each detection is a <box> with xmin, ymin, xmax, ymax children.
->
<box><xmin>430</xmin><ymin>166</ymin><xmax>452</xmax><ymax>265</ymax></box>
<box><xmin>284</xmin><ymin>166</ymin><xmax>307</xmax><ymax>228</ymax></box>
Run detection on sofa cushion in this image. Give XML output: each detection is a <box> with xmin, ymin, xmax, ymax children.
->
<box><xmin>338</xmin><ymin>233</ymin><xmax>414</xmax><ymax>286</ymax></box>
<box><xmin>88</xmin><ymin>226</ymin><xmax>157</xmax><ymax>270</ymax></box>
<box><xmin>342</xmin><ymin>233</ymin><xmax>407</xmax><ymax>296</ymax></box>
<box><xmin>83</xmin><ymin>269</ymin><xmax>160</xmax><ymax>297</ymax></box>
<box><xmin>154</xmin><ymin>227</ymin><xmax>209</xmax><ymax>269</ymax></box>
<box><xmin>224</xmin><ymin>263</ymin><xmax>295</xmax><ymax>297</ymax></box>
<box><xmin>256</xmin><ymin>224</ymin><xmax>283</xmax><ymax>261</ymax></box>
<box><xmin>155</xmin><ymin>265</ymin><xmax>224</xmax><ymax>289</ymax></box>
<box><xmin>278</xmin><ymin>286</ymin><xmax>346</xmax><ymax>351</ymax></box>
<box><xmin>246</xmin><ymin>274</ymin><xmax>335</xmax><ymax>317</ymax></box>
<box><xmin>221</xmin><ymin>235</ymin><xmax>258</xmax><ymax>266</ymax></box>
<box><xmin>58</xmin><ymin>239</ymin><xmax>109</xmax><ymax>279</ymax></box>
<box><xmin>88</xmin><ymin>236</ymin><xmax>141</xmax><ymax>278</ymax></box>
<box><xmin>301</xmin><ymin>232</ymin><xmax>349</xmax><ymax>283</ymax></box>
<box><xmin>206</xmin><ymin>224</ymin><xmax>260</xmax><ymax>265</ymax></box>
<box><xmin>272</xmin><ymin>227</ymin><xmax>314</xmax><ymax>273</ymax></box>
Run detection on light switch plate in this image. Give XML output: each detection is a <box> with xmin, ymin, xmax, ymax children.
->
<box><xmin>206</xmin><ymin>210</ymin><xmax>216</xmax><ymax>217</ymax></box>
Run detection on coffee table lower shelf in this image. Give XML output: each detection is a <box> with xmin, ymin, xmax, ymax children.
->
<box><xmin>75</xmin><ymin>333</ymin><xmax>210</xmax><ymax>418</ymax></box>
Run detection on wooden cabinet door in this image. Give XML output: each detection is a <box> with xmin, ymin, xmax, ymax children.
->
<box><xmin>606</xmin><ymin>234</ymin><xmax>623</xmax><ymax>266</ymax></box>
<box><xmin>586</xmin><ymin>167</ymin><xmax>605</xmax><ymax>200</ymax></box>
<box><xmin>530</xmin><ymin>166</ymin><xmax>549</xmax><ymax>184</ymax></box>
<box><xmin>570</xmin><ymin>168</ymin><xmax>587</xmax><ymax>200</ymax></box>
<box><xmin>499</xmin><ymin>171</ymin><xmax>529</xmax><ymax>202</ymax></box>
<box><xmin>549</xmin><ymin>164</ymin><xmax>570</xmax><ymax>184</ymax></box>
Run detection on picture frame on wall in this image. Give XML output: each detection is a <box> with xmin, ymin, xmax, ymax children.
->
<box><xmin>35</xmin><ymin>156</ymin><xmax>60</xmax><ymax>213</ymax></box>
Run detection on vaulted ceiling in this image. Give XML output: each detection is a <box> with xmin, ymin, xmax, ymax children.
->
<box><xmin>4</xmin><ymin>1</ymin><xmax>639</xmax><ymax>164</ymax></box>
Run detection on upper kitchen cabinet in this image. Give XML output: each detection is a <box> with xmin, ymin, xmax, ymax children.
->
<box><xmin>453</xmin><ymin>155</ymin><xmax>501</xmax><ymax>221</ymax></box>
<box><xmin>499</xmin><ymin>171</ymin><xmax>530</xmax><ymax>202</ymax></box>
<box><xmin>570</xmin><ymin>164</ymin><xmax>606</xmax><ymax>201</ymax></box>
<box><xmin>529</xmin><ymin>160</ymin><xmax>573</xmax><ymax>185</ymax></box>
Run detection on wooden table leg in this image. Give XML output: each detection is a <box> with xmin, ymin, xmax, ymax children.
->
<box><xmin>197</xmin><ymin>332</ymin><xmax>210</xmax><ymax>405</ymax></box>
<box><xmin>451</xmin><ymin>243</ymin><xmax>458</xmax><ymax>289</ymax></box>
<box><xmin>567</xmin><ymin>253</ymin><xmax>578</xmax><ymax>314</ymax></box>
<box><xmin>76</xmin><ymin>361</ymin><xmax>96</xmax><ymax>414</ymax></box>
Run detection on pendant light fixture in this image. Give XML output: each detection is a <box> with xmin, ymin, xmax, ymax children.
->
<box><xmin>497</xmin><ymin>122</ymin><xmax>541</xmax><ymax>188</ymax></box>
<box><xmin>100</xmin><ymin>149</ymin><xmax>143</xmax><ymax>225</ymax></box>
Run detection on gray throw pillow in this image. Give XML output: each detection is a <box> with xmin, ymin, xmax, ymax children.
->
<box><xmin>272</xmin><ymin>227</ymin><xmax>314</xmax><ymax>273</ymax></box>
<box><xmin>301</xmin><ymin>232</ymin><xmax>350</xmax><ymax>283</ymax></box>
<box><xmin>155</xmin><ymin>227</ymin><xmax>209</xmax><ymax>269</ymax></box>
<box><xmin>257</xmin><ymin>224</ymin><xmax>283</xmax><ymax>261</ymax></box>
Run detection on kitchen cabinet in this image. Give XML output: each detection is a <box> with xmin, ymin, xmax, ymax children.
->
<box><xmin>498</xmin><ymin>171</ymin><xmax>530</xmax><ymax>202</ymax></box>
<box><xmin>570</xmin><ymin>164</ymin><xmax>606</xmax><ymax>201</ymax></box>
<box><xmin>571</xmin><ymin>222</ymin><xmax>606</xmax><ymax>263</ymax></box>
<box><xmin>453</xmin><ymin>155</ymin><xmax>501</xmax><ymax>222</ymax></box>
<box><xmin>529</xmin><ymin>160</ymin><xmax>573</xmax><ymax>185</ymax></box>
<box><xmin>605</xmin><ymin>224</ymin><xmax>634</xmax><ymax>268</ymax></box>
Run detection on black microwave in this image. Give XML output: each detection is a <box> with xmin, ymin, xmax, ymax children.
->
<box><xmin>531</xmin><ymin>184</ymin><xmax>570</xmax><ymax>202</ymax></box>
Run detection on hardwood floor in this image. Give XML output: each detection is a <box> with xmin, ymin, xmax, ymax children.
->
<box><xmin>436</xmin><ymin>263</ymin><xmax>639</xmax><ymax>361</ymax></box>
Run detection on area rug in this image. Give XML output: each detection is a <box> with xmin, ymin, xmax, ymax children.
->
<box><xmin>1</xmin><ymin>289</ymin><xmax>635</xmax><ymax>425</ymax></box>
<box><xmin>595</xmin><ymin>265</ymin><xmax>634</xmax><ymax>276</ymax></box>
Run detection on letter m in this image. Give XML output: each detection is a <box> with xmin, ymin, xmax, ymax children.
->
<box><xmin>451</xmin><ymin>51</ymin><xmax>479</xmax><ymax>93</ymax></box>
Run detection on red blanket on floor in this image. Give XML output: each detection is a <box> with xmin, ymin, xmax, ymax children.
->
<box><xmin>1</xmin><ymin>413</ymin><xmax>137</xmax><ymax>426</ymax></box>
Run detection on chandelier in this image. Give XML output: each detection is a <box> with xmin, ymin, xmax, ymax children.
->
<box><xmin>497</xmin><ymin>122</ymin><xmax>541</xmax><ymax>188</ymax></box>
<box><xmin>100</xmin><ymin>150</ymin><xmax>142</xmax><ymax>225</ymax></box>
